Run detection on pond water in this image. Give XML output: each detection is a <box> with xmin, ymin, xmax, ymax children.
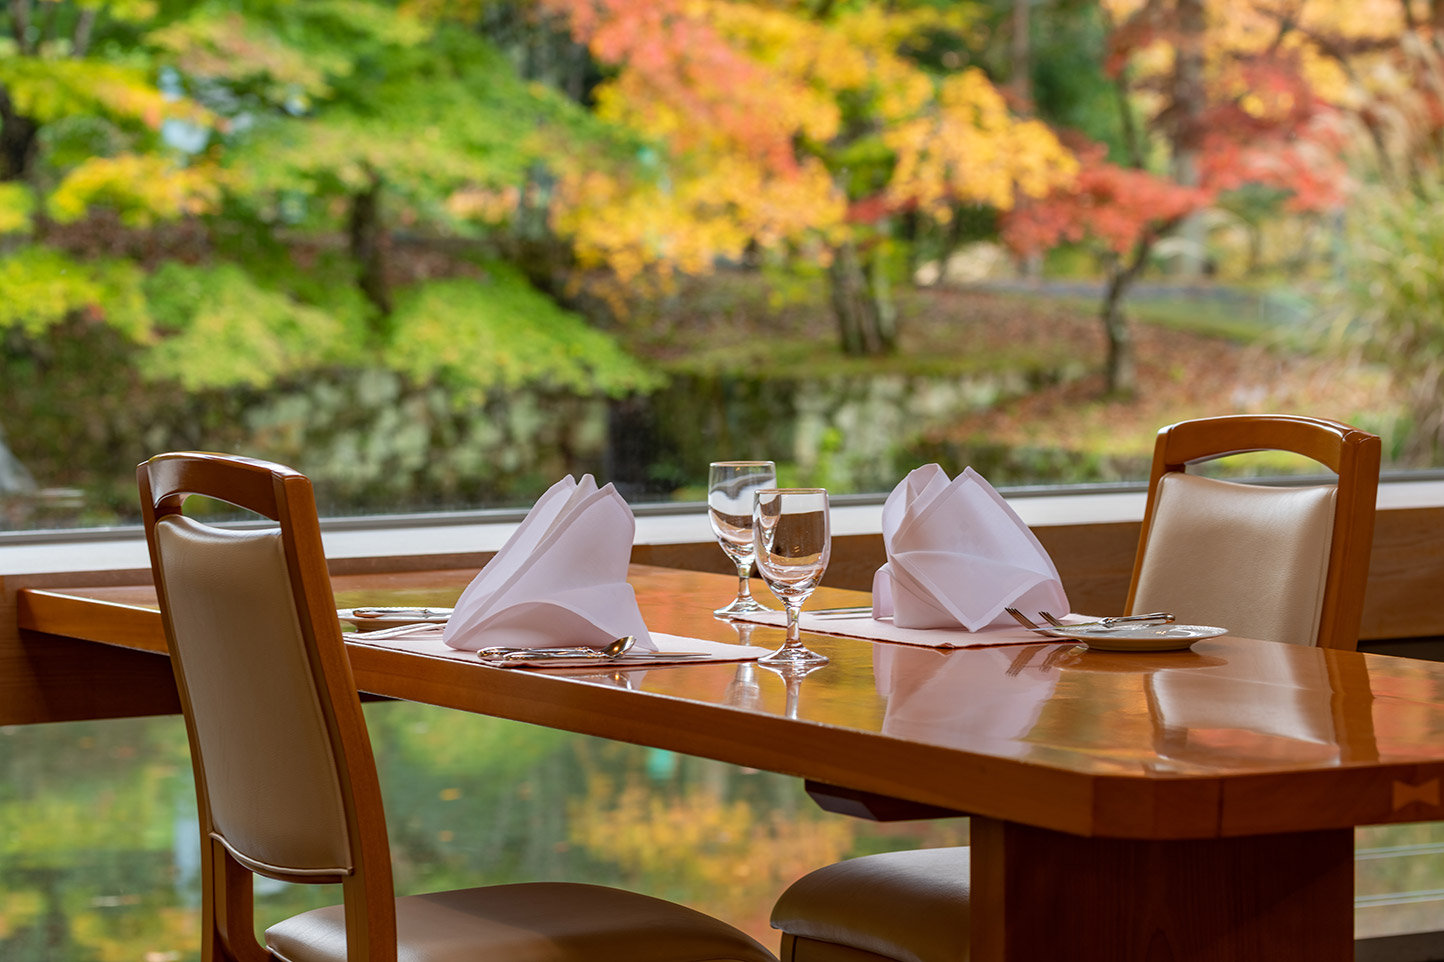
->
<box><xmin>0</xmin><ymin>705</ymin><xmax>1437</xmax><ymax>959</ymax></box>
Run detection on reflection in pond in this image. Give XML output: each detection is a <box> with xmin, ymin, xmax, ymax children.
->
<box><xmin>0</xmin><ymin>704</ymin><xmax>968</xmax><ymax>959</ymax></box>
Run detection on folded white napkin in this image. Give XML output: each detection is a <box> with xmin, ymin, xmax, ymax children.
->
<box><xmin>442</xmin><ymin>475</ymin><xmax>654</xmax><ymax>651</ymax></box>
<box><xmin>872</xmin><ymin>464</ymin><xmax>1069</xmax><ymax>631</ymax></box>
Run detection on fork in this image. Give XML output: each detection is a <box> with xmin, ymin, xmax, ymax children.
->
<box><xmin>1003</xmin><ymin>606</ymin><xmax>1063</xmax><ymax>635</ymax></box>
<box><xmin>1037</xmin><ymin>611</ymin><xmax>1174</xmax><ymax>630</ymax></box>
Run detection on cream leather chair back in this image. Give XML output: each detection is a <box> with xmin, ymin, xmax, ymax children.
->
<box><xmin>153</xmin><ymin>518</ymin><xmax>353</xmax><ymax>874</ymax></box>
<box><xmin>1125</xmin><ymin>415</ymin><xmax>1381</xmax><ymax>650</ymax></box>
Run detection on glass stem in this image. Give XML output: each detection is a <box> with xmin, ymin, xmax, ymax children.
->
<box><xmin>735</xmin><ymin>561</ymin><xmax>753</xmax><ymax>601</ymax></box>
<box><xmin>785</xmin><ymin>603</ymin><xmax>801</xmax><ymax>647</ymax></box>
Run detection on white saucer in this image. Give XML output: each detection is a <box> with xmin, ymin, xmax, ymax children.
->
<box><xmin>1051</xmin><ymin>624</ymin><xmax>1227</xmax><ymax>652</ymax></box>
<box><xmin>338</xmin><ymin>607</ymin><xmax>453</xmax><ymax>631</ymax></box>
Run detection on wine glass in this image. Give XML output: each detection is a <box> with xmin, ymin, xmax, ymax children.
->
<box><xmin>753</xmin><ymin>487</ymin><xmax>831</xmax><ymax>668</ymax></box>
<box><xmin>708</xmin><ymin>461</ymin><xmax>776</xmax><ymax>616</ymax></box>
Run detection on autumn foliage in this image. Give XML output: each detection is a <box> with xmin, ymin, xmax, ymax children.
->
<box><xmin>1002</xmin><ymin>143</ymin><xmax>1209</xmax><ymax>256</ymax></box>
<box><xmin>1003</xmin><ymin>48</ymin><xmax>1348</xmax><ymax>259</ymax></box>
<box><xmin>532</xmin><ymin>0</ymin><xmax>1076</xmax><ymax>302</ymax></box>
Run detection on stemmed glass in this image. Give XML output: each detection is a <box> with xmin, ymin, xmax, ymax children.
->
<box><xmin>707</xmin><ymin>461</ymin><xmax>776</xmax><ymax>616</ymax></box>
<box><xmin>753</xmin><ymin>487</ymin><xmax>831</xmax><ymax>668</ymax></box>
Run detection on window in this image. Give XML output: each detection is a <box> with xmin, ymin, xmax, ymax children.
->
<box><xmin>0</xmin><ymin>2</ymin><xmax>1428</xmax><ymax>533</ymax></box>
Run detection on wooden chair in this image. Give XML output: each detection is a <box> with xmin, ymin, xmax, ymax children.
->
<box><xmin>138</xmin><ymin>452</ymin><xmax>777</xmax><ymax>962</ymax></box>
<box><xmin>1125</xmin><ymin>414</ymin><xmax>1381</xmax><ymax>650</ymax></box>
<box><xmin>769</xmin><ymin>414</ymin><xmax>1381</xmax><ymax>962</ymax></box>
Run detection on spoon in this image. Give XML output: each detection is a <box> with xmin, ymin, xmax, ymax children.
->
<box><xmin>477</xmin><ymin>635</ymin><xmax>637</xmax><ymax>660</ymax></box>
<box><xmin>597</xmin><ymin>635</ymin><xmax>637</xmax><ymax>657</ymax></box>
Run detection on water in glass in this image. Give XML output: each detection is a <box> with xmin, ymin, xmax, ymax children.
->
<box><xmin>707</xmin><ymin>461</ymin><xmax>776</xmax><ymax>616</ymax></box>
<box><xmin>753</xmin><ymin>487</ymin><xmax>830</xmax><ymax>667</ymax></box>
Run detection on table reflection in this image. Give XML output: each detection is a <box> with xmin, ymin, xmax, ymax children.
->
<box><xmin>1146</xmin><ymin>642</ymin><xmax>1344</xmax><ymax>766</ymax></box>
<box><xmin>870</xmin><ymin>639</ymin><xmax>1378</xmax><ymax>774</ymax></box>
<box><xmin>874</xmin><ymin>644</ymin><xmax>1061</xmax><ymax>758</ymax></box>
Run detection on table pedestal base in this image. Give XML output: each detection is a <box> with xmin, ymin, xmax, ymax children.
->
<box><xmin>970</xmin><ymin>817</ymin><xmax>1353</xmax><ymax>962</ymax></box>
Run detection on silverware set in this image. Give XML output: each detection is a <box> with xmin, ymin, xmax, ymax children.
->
<box><xmin>354</xmin><ymin>621</ymin><xmax>444</xmax><ymax>639</ymax></box>
<box><xmin>1004</xmin><ymin>607</ymin><xmax>1174</xmax><ymax>636</ymax></box>
<box><xmin>349</xmin><ymin>606</ymin><xmax>452</xmax><ymax>619</ymax></box>
<box><xmin>477</xmin><ymin>636</ymin><xmax>712</xmax><ymax>664</ymax></box>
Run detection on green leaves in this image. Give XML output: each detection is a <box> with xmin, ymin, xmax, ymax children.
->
<box><xmin>0</xmin><ymin>183</ymin><xmax>34</xmax><ymax>234</ymax></box>
<box><xmin>149</xmin><ymin>10</ymin><xmax>347</xmax><ymax>105</ymax></box>
<box><xmin>0</xmin><ymin>58</ymin><xmax>200</xmax><ymax>131</ymax></box>
<box><xmin>1</xmin><ymin>1</ymin><xmax>663</xmax><ymax>417</ymax></box>
<box><xmin>48</xmin><ymin>153</ymin><xmax>225</xmax><ymax>225</ymax></box>
<box><xmin>141</xmin><ymin>261</ymin><xmax>351</xmax><ymax>389</ymax></box>
<box><xmin>224</xmin><ymin>20</ymin><xmax>626</xmax><ymax>232</ymax></box>
<box><xmin>0</xmin><ymin>247</ymin><xmax>150</xmax><ymax>339</ymax></box>
<box><xmin>386</xmin><ymin>266</ymin><xmax>660</xmax><ymax>401</ymax></box>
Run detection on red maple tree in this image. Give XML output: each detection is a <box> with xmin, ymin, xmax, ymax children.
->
<box><xmin>1001</xmin><ymin>6</ymin><xmax>1350</xmax><ymax>396</ymax></box>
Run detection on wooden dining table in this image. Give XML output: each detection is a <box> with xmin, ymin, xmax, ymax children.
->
<box><xmin>16</xmin><ymin>561</ymin><xmax>1444</xmax><ymax>961</ymax></box>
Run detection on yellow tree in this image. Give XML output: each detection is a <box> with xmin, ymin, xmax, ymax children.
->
<box><xmin>528</xmin><ymin>0</ymin><xmax>1077</xmax><ymax>355</ymax></box>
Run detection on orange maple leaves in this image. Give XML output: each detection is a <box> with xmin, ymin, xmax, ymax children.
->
<box><xmin>536</xmin><ymin>0</ymin><xmax>1076</xmax><ymax>289</ymax></box>
<box><xmin>1002</xmin><ymin>144</ymin><xmax>1209</xmax><ymax>256</ymax></box>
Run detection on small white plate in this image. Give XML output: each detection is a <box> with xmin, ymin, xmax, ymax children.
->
<box><xmin>338</xmin><ymin>607</ymin><xmax>453</xmax><ymax>631</ymax></box>
<box><xmin>1051</xmin><ymin>623</ymin><xmax>1227</xmax><ymax>652</ymax></box>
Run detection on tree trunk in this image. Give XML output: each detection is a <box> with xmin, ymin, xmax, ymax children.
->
<box><xmin>8</xmin><ymin>0</ymin><xmax>32</xmax><ymax>54</ymax></box>
<box><xmin>0</xmin><ymin>83</ymin><xmax>40</xmax><ymax>183</ymax></box>
<box><xmin>828</xmin><ymin>239</ymin><xmax>896</xmax><ymax>356</ymax></box>
<box><xmin>869</xmin><ymin>251</ymin><xmax>898</xmax><ymax>352</ymax></box>
<box><xmin>72</xmin><ymin>7</ymin><xmax>96</xmax><ymax>57</ymax></box>
<box><xmin>829</xmin><ymin>241</ymin><xmax>868</xmax><ymax>355</ymax></box>
<box><xmin>1100</xmin><ymin>266</ymin><xmax>1136</xmax><ymax>398</ymax></box>
<box><xmin>348</xmin><ymin>171</ymin><xmax>393</xmax><ymax>335</ymax></box>
<box><xmin>1099</xmin><ymin>233</ymin><xmax>1160</xmax><ymax>397</ymax></box>
<box><xmin>1169</xmin><ymin>0</ymin><xmax>1208</xmax><ymax>278</ymax></box>
<box><xmin>1010</xmin><ymin>0</ymin><xmax>1032</xmax><ymax>110</ymax></box>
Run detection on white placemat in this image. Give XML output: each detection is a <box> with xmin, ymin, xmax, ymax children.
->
<box><xmin>731</xmin><ymin>609</ymin><xmax>1069</xmax><ymax>649</ymax></box>
<box><xmin>350</xmin><ymin>628</ymin><xmax>762</xmax><ymax>668</ymax></box>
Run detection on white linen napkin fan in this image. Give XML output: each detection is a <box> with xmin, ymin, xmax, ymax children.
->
<box><xmin>442</xmin><ymin>475</ymin><xmax>654</xmax><ymax>651</ymax></box>
<box><xmin>872</xmin><ymin>464</ymin><xmax>1069</xmax><ymax>631</ymax></box>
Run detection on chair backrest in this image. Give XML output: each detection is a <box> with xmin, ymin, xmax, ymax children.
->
<box><xmin>1124</xmin><ymin>415</ymin><xmax>1380</xmax><ymax>650</ymax></box>
<box><xmin>139</xmin><ymin>452</ymin><xmax>397</xmax><ymax>961</ymax></box>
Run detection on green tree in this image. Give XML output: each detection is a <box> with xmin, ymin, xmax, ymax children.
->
<box><xmin>0</xmin><ymin>0</ymin><xmax>658</xmax><ymax>507</ymax></box>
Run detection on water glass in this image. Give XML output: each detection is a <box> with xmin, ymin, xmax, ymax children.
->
<box><xmin>753</xmin><ymin>487</ymin><xmax>830</xmax><ymax>668</ymax></box>
<box><xmin>708</xmin><ymin>461</ymin><xmax>776</xmax><ymax>616</ymax></box>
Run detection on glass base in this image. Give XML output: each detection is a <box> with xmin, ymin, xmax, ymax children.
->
<box><xmin>714</xmin><ymin>595</ymin><xmax>771</xmax><ymax>617</ymax></box>
<box><xmin>757</xmin><ymin>644</ymin><xmax>829</xmax><ymax>668</ymax></box>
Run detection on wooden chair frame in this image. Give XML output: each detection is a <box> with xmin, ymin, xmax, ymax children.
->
<box><xmin>139</xmin><ymin>452</ymin><xmax>398</xmax><ymax>962</ymax></box>
<box><xmin>1123</xmin><ymin>415</ymin><xmax>1381</xmax><ymax>651</ymax></box>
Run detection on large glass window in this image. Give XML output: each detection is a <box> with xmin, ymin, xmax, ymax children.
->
<box><xmin>0</xmin><ymin>0</ymin><xmax>1431</xmax><ymax>530</ymax></box>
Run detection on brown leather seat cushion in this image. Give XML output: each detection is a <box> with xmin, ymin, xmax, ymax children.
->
<box><xmin>771</xmin><ymin>848</ymin><xmax>970</xmax><ymax>962</ymax></box>
<box><xmin>267</xmin><ymin>880</ymin><xmax>778</xmax><ymax>962</ymax></box>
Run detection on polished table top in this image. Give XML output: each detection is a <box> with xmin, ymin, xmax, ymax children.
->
<box><xmin>19</xmin><ymin>563</ymin><xmax>1444</xmax><ymax>843</ymax></box>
